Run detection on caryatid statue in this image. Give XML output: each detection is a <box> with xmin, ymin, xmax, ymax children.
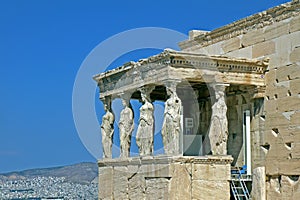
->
<box><xmin>119</xmin><ymin>93</ymin><xmax>134</xmax><ymax>158</ymax></box>
<box><xmin>208</xmin><ymin>84</ymin><xmax>229</xmax><ymax>155</ymax></box>
<box><xmin>161</xmin><ymin>82</ymin><xmax>182</xmax><ymax>155</ymax></box>
<box><xmin>136</xmin><ymin>86</ymin><xmax>155</xmax><ymax>156</ymax></box>
<box><xmin>100</xmin><ymin>97</ymin><xmax>114</xmax><ymax>158</ymax></box>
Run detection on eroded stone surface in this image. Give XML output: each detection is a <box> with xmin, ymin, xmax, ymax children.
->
<box><xmin>145</xmin><ymin>178</ymin><xmax>169</xmax><ymax>199</ymax></box>
<box><xmin>266</xmin><ymin>175</ymin><xmax>300</xmax><ymax>200</ymax></box>
<box><xmin>221</xmin><ymin>37</ymin><xmax>241</xmax><ymax>53</ymax></box>
<box><xmin>290</xmin><ymin>15</ymin><xmax>300</xmax><ymax>33</ymax></box>
<box><xmin>169</xmin><ymin>163</ymin><xmax>191</xmax><ymax>200</ymax></box>
<box><xmin>113</xmin><ymin>166</ymin><xmax>128</xmax><ymax>200</ymax></box>
<box><xmin>242</xmin><ymin>29</ymin><xmax>265</xmax><ymax>47</ymax></box>
<box><xmin>252</xmin><ymin>40</ymin><xmax>276</xmax><ymax>58</ymax></box>
<box><xmin>128</xmin><ymin>173</ymin><xmax>145</xmax><ymax>200</ymax></box>
<box><xmin>98</xmin><ymin>166</ymin><xmax>113</xmax><ymax>200</ymax></box>
<box><xmin>252</xmin><ymin>167</ymin><xmax>266</xmax><ymax>200</ymax></box>
<box><xmin>192</xmin><ymin>163</ymin><xmax>231</xmax><ymax>181</ymax></box>
<box><xmin>98</xmin><ymin>156</ymin><xmax>232</xmax><ymax>200</ymax></box>
<box><xmin>192</xmin><ymin>180</ymin><xmax>230</xmax><ymax>200</ymax></box>
<box><xmin>290</xmin><ymin>47</ymin><xmax>300</xmax><ymax>62</ymax></box>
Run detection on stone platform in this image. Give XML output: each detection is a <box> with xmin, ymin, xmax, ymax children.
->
<box><xmin>98</xmin><ymin>155</ymin><xmax>233</xmax><ymax>200</ymax></box>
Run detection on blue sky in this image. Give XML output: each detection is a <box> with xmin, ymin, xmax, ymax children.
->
<box><xmin>0</xmin><ymin>0</ymin><xmax>290</xmax><ymax>172</ymax></box>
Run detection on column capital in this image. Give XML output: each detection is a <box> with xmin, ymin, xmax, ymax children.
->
<box><xmin>100</xmin><ymin>96</ymin><xmax>112</xmax><ymax>109</ymax></box>
<box><xmin>163</xmin><ymin>80</ymin><xmax>181</xmax><ymax>94</ymax></box>
<box><xmin>138</xmin><ymin>85</ymin><xmax>155</xmax><ymax>102</ymax></box>
<box><xmin>118</xmin><ymin>91</ymin><xmax>133</xmax><ymax>102</ymax></box>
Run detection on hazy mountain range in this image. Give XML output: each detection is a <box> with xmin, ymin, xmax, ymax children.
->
<box><xmin>0</xmin><ymin>162</ymin><xmax>98</xmax><ymax>184</ymax></box>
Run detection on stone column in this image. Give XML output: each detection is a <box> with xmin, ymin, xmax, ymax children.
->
<box><xmin>208</xmin><ymin>83</ymin><xmax>229</xmax><ymax>155</ymax></box>
<box><xmin>100</xmin><ymin>96</ymin><xmax>114</xmax><ymax>159</ymax></box>
<box><xmin>252</xmin><ymin>166</ymin><xmax>266</xmax><ymax>200</ymax></box>
<box><xmin>119</xmin><ymin>92</ymin><xmax>134</xmax><ymax>158</ymax></box>
<box><xmin>162</xmin><ymin>81</ymin><xmax>182</xmax><ymax>155</ymax></box>
<box><xmin>136</xmin><ymin>86</ymin><xmax>155</xmax><ymax>156</ymax></box>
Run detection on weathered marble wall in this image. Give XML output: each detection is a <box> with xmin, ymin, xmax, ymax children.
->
<box><xmin>98</xmin><ymin>156</ymin><xmax>232</xmax><ymax>200</ymax></box>
<box><xmin>180</xmin><ymin>1</ymin><xmax>300</xmax><ymax>199</ymax></box>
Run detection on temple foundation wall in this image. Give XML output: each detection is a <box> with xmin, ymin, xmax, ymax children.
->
<box><xmin>98</xmin><ymin>156</ymin><xmax>233</xmax><ymax>200</ymax></box>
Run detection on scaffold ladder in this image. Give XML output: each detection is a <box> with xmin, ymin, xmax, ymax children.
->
<box><xmin>230</xmin><ymin>169</ymin><xmax>250</xmax><ymax>200</ymax></box>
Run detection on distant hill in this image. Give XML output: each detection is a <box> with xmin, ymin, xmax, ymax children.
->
<box><xmin>0</xmin><ymin>162</ymin><xmax>98</xmax><ymax>184</ymax></box>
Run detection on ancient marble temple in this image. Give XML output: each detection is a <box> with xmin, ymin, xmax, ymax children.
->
<box><xmin>94</xmin><ymin>50</ymin><xmax>267</xmax><ymax>199</ymax></box>
<box><xmin>94</xmin><ymin>1</ymin><xmax>300</xmax><ymax>199</ymax></box>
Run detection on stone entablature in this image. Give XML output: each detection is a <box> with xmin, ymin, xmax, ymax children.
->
<box><xmin>179</xmin><ymin>0</ymin><xmax>300</xmax><ymax>50</ymax></box>
<box><xmin>93</xmin><ymin>50</ymin><xmax>268</xmax><ymax>99</ymax></box>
